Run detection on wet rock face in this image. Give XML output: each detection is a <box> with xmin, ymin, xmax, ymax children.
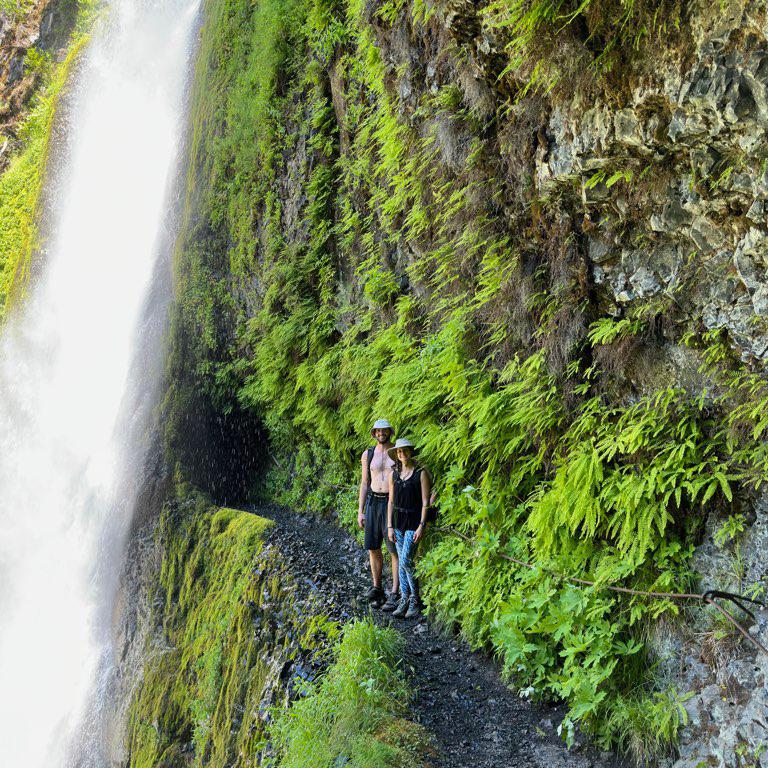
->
<box><xmin>536</xmin><ymin>0</ymin><xmax>768</xmax><ymax>364</ymax></box>
<box><xmin>104</xmin><ymin>526</ymin><xmax>159</xmax><ymax>767</ymax></box>
<box><xmin>672</xmin><ymin>493</ymin><xmax>768</xmax><ymax>768</ymax></box>
<box><xmin>37</xmin><ymin>0</ymin><xmax>78</xmax><ymax>53</ymax></box>
<box><xmin>0</xmin><ymin>0</ymin><xmax>78</xmax><ymax>166</ymax></box>
<box><xmin>673</xmin><ymin>614</ymin><xmax>768</xmax><ymax>768</ymax></box>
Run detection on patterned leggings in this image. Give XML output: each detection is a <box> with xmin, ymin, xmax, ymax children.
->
<box><xmin>394</xmin><ymin>529</ymin><xmax>419</xmax><ymax>598</ymax></box>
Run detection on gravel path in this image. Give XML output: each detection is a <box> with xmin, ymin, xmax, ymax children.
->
<box><xmin>253</xmin><ymin>503</ymin><xmax>622</xmax><ymax>768</ymax></box>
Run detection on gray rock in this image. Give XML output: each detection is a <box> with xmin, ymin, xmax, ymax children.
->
<box><xmin>614</xmin><ymin>109</ymin><xmax>644</xmax><ymax>148</ymax></box>
<box><xmin>734</xmin><ymin>228</ymin><xmax>768</xmax><ymax>291</ymax></box>
<box><xmin>690</xmin><ymin>216</ymin><xmax>727</xmax><ymax>254</ymax></box>
<box><xmin>746</xmin><ymin>199</ymin><xmax>765</xmax><ymax>222</ymax></box>
<box><xmin>38</xmin><ymin>0</ymin><xmax>79</xmax><ymax>54</ymax></box>
<box><xmin>752</xmin><ymin>285</ymin><xmax>768</xmax><ymax>316</ymax></box>
<box><xmin>588</xmin><ymin>237</ymin><xmax>613</xmax><ymax>265</ymax></box>
<box><xmin>629</xmin><ymin>265</ymin><xmax>661</xmax><ymax>298</ymax></box>
<box><xmin>6</xmin><ymin>49</ymin><xmax>25</xmax><ymax>86</ymax></box>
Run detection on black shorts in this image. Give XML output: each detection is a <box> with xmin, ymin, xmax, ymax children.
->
<box><xmin>363</xmin><ymin>494</ymin><xmax>397</xmax><ymax>554</ymax></box>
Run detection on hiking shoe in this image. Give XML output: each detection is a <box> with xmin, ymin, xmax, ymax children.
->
<box><xmin>381</xmin><ymin>591</ymin><xmax>400</xmax><ymax>612</ymax></box>
<box><xmin>392</xmin><ymin>597</ymin><xmax>409</xmax><ymax>618</ymax></box>
<box><xmin>405</xmin><ymin>596</ymin><xmax>421</xmax><ymax>619</ymax></box>
<box><xmin>367</xmin><ymin>586</ymin><xmax>385</xmax><ymax>607</ymax></box>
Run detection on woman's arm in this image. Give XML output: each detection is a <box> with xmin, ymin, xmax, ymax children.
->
<box><xmin>387</xmin><ymin>472</ymin><xmax>396</xmax><ymax>542</ymax></box>
<box><xmin>415</xmin><ymin>469</ymin><xmax>431</xmax><ymax>542</ymax></box>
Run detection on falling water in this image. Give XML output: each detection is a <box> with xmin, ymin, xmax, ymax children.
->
<box><xmin>0</xmin><ymin>0</ymin><xmax>200</xmax><ymax>764</ymax></box>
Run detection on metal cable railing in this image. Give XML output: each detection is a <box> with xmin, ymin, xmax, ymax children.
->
<box><xmin>434</xmin><ymin>524</ymin><xmax>768</xmax><ymax>657</ymax></box>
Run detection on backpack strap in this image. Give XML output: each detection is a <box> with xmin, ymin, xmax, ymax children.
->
<box><xmin>366</xmin><ymin>446</ymin><xmax>376</xmax><ymax>488</ymax></box>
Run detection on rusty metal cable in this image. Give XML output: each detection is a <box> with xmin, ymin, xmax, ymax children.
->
<box><xmin>433</xmin><ymin>523</ymin><xmax>768</xmax><ymax>657</ymax></box>
<box><xmin>298</xmin><ymin>465</ymin><xmax>768</xmax><ymax>656</ymax></box>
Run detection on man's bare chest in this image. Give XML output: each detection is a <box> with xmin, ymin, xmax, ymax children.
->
<box><xmin>370</xmin><ymin>450</ymin><xmax>393</xmax><ymax>477</ymax></box>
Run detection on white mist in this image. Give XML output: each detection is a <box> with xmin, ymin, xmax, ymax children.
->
<box><xmin>0</xmin><ymin>0</ymin><xmax>199</xmax><ymax>764</ymax></box>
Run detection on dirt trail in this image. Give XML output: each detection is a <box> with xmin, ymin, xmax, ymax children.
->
<box><xmin>252</xmin><ymin>503</ymin><xmax>622</xmax><ymax>768</ymax></box>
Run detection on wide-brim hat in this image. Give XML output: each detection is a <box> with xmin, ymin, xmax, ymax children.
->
<box><xmin>387</xmin><ymin>438</ymin><xmax>417</xmax><ymax>459</ymax></box>
<box><xmin>371</xmin><ymin>419</ymin><xmax>394</xmax><ymax>438</ymax></box>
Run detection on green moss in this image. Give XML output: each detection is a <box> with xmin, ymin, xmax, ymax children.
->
<box><xmin>126</xmin><ymin>488</ymin><xmax>340</xmax><ymax>768</ymax></box>
<box><xmin>0</xmin><ymin>1</ymin><xmax>97</xmax><ymax>317</ymax></box>
<box><xmin>482</xmin><ymin>0</ymin><xmax>690</xmax><ymax>96</ymax></box>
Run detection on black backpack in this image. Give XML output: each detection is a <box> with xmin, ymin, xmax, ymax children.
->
<box><xmin>366</xmin><ymin>446</ymin><xmax>376</xmax><ymax>487</ymax></box>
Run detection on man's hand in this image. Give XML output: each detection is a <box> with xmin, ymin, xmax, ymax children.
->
<box><xmin>358</xmin><ymin>511</ymin><xmax>365</xmax><ymax>529</ymax></box>
<box><xmin>388</xmin><ymin>527</ymin><xmax>396</xmax><ymax>543</ymax></box>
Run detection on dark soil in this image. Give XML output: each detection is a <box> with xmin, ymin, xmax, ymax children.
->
<box><xmin>252</xmin><ymin>503</ymin><xmax>623</xmax><ymax>768</ymax></box>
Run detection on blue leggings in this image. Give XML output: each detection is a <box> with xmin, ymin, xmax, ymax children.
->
<box><xmin>394</xmin><ymin>529</ymin><xmax>419</xmax><ymax>598</ymax></box>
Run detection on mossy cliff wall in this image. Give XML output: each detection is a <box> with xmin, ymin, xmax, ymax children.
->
<box><xmin>116</xmin><ymin>486</ymin><xmax>427</xmax><ymax>768</ymax></box>
<box><xmin>120</xmin><ymin>493</ymin><xmax>333</xmax><ymax>766</ymax></box>
<box><xmin>163</xmin><ymin>0</ymin><xmax>768</xmax><ymax>762</ymax></box>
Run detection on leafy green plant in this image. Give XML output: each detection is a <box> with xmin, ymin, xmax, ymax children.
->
<box><xmin>268</xmin><ymin>619</ymin><xmax>429</xmax><ymax>768</ymax></box>
<box><xmin>604</xmin><ymin>689</ymin><xmax>689</xmax><ymax>764</ymax></box>
<box><xmin>23</xmin><ymin>47</ymin><xmax>52</xmax><ymax>77</ymax></box>
<box><xmin>0</xmin><ymin>0</ymin><xmax>35</xmax><ymax>22</ymax></box>
<box><xmin>587</xmin><ymin>316</ymin><xmax>647</xmax><ymax>346</ymax></box>
<box><xmin>713</xmin><ymin>513</ymin><xmax>747</xmax><ymax>591</ymax></box>
<box><xmin>481</xmin><ymin>0</ymin><xmax>687</xmax><ymax>96</ymax></box>
<box><xmin>735</xmin><ymin>741</ymin><xmax>767</xmax><ymax>768</ymax></box>
<box><xmin>163</xmin><ymin>0</ymin><xmax>756</xmax><ymax>758</ymax></box>
<box><xmin>714</xmin><ymin>513</ymin><xmax>745</xmax><ymax>548</ymax></box>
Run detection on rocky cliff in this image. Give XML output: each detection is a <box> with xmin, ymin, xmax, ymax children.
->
<box><xmin>0</xmin><ymin>0</ymin><xmax>78</xmax><ymax>160</ymax></box>
<box><xmin>154</xmin><ymin>0</ymin><xmax>768</xmax><ymax>763</ymax></box>
<box><xmin>0</xmin><ymin>0</ymin><xmax>92</xmax><ymax>314</ymax></box>
<box><xmin>1</xmin><ymin>0</ymin><xmax>761</xmax><ymax>763</ymax></box>
<box><xmin>111</xmin><ymin>484</ymin><xmax>435</xmax><ymax>767</ymax></box>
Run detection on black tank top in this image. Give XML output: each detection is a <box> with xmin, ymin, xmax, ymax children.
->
<box><xmin>393</xmin><ymin>467</ymin><xmax>423</xmax><ymax>531</ymax></box>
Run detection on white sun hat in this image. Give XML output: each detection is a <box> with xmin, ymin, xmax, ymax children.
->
<box><xmin>387</xmin><ymin>438</ymin><xmax>417</xmax><ymax>459</ymax></box>
<box><xmin>370</xmin><ymin>418</ymin><xmax>394</xmax><ymax>438</ymax></box>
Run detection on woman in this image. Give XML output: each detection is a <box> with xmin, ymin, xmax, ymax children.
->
<box><xmin>386</xmin><ymin>438</ymin><xmax>431</xmax><ymax>619</ymax></box>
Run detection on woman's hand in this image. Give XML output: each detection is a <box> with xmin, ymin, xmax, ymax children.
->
<box><xmin>414</xmin><ymin>523</ymin><xmax>424</xmax><ymax>542</ymax></box>
<box><xmin>388</xmin><ymin>526</ymin><xmax>396</xmax><ymax>543</ymax></box>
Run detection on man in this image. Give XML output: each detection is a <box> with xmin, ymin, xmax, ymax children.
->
<box><xmin>358</xmin><ymin>419</ymin><xmax>400</xmax><ymax>610</ymax></box>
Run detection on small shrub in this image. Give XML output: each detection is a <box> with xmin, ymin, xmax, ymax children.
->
<box><xmin>268</xmin><ymin>619</ymin><xmax>429</xmax><ymax>768</ymax></box>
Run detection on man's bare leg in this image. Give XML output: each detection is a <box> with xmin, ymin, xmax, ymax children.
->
<box><xmin>369</xmin><ymin>548</ymin><xmax>383</xmax><ymax>588</ymax></box>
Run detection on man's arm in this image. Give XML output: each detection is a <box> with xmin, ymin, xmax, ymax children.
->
<box><xmin>358</xmin><ymin>450</ymin><xmax>369</xmax><ymax>529</ymax></box>
<box><xmin>387</xmin><ymin>471</ymin><xmax>396</xmax><ymax>542</ymax></box>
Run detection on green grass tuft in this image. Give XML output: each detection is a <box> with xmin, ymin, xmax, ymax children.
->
<box><xmin>268</xmin><ymin>619</ymin><xmax>430</xmax><ymax>768</ymax></box>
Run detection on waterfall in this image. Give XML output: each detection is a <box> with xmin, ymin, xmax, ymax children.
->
<box><xmin>0</xmin><ymin>0</ymin><xmax>200</xmax><ymax>764</ymax></box>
